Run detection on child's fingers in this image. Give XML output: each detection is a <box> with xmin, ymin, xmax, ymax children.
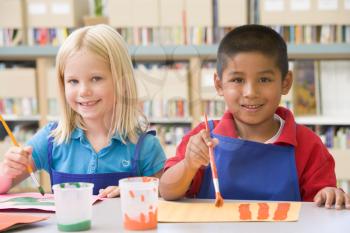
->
<box><xmin>4</xmin><ymin>159</ymin><xmax>27</xmax><ymax>171</ymax></box>
<box><xmin>313</xmin><ymin>191</ymin><xmax>324</xmax><ymax>206</ymax></box>
<box><xmin>324</xmin><ymin>190</ymin><xmax>335</xmax><ymax>208</ymax></box>
<box><xmin>5</xmin><ymin>148</ymin><xmax>30</xmax><ymax>166</ymax></box>
<box><xmin>1</xmin><ymin>165</ymin><xmax>23</xmax><ymax>178</ymax></box>
<box><xmin>23</xmin><ymin>146</ymin><xmax>33</xmax><ymax>155</ymax></box>
<box><xmin>106</xmin><ymin>187</ymin><xmax>120</xmax><ymax>198</ymax></box>
<box><xmin>345</xmin><ymin>193</ymin><xmax>350</xmax><ymax>209</ymax></box>
<box><xmin>188</xmin><ymin>143</ymin><xmax>209</xmax><ymax>166</ymax></box>
<box><xmin>334</xmin><ymin>189</ymin><xmax>345</xmax><ymax>209</ymax></box>
<box><xmin>98</xmin><ymin>186</ymin><xmax>117</xmax><ymax>198</ymax></box>
<box><xmin>188</xmin><ymin>136</ymin><xmax>209</xmax><ymax>160</ymax></box>
<box><xmin>200</xmin><ymin>130</ymin><xmax>214</xmax><ymax>147</ymax></box>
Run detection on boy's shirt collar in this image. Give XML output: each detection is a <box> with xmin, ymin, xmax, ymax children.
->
<box><xmin>212</xmin><ymin>107</ymin><xmax>297</xmax><ymax>147</ymax></box>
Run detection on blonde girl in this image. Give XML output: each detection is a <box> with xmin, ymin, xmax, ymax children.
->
<box><xmin>0</xmin><ymin>24</ymin><xmax>166</xmax><ymax>197</ymax></box>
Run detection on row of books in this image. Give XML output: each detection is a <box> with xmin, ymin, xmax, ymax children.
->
<box><xmin>27</xmin><ymin>28</ymin><xmax>74</xmax><ymax>46</ymax></box>
<box><xmin>315</xmin><ymin>126</ymin><xmax>350</xmax><ymax>150</ymax></box>
<box><xmin>14</xmin><ymin>24</ymin><xmax>350</xmax><ymax>47</ymax></box>
<box><xmin>116</xmin><ymin>26</ymin><xmax>213</xmax><ymax>46</ymax></box>
<box><xmin>0</xmin><ymin>98</ymin><xmax>38</xmax><ymax>116</ymax></box>
<box><xmin>271</xmin><ymin>25</ymin><xmax>350</xmax><ymax>44</ymax></box>
<box><xmin>202</xmin><ymin>100</ymin><xmax>226</xmax><ymax>118</ymax></box>
<box><xmin>151</xmin><ymin>125</ymin><xmax>191</xmax><ymax>147</ymax></box>
<box><xmin>139</xmin><ymin>99</ymin><xmax>189</xmax><ymax>119</ymax></box>
<box><xmin>0</xmin><ymin>29</ymin><xmax>23</xmax><ymax>47</ymax></box>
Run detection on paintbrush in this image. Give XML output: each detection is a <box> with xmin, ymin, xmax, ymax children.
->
<box><xmin>0</xmin><ymin>114</ymin><xmax>45</xmax><ymax>196</ymax></box>
<box><xmin>204</xmin><ymin>113</ymin><xmax>224</xmax><ymax>207</ymax></box>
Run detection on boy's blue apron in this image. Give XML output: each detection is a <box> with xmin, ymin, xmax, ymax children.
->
<box><xmin>197</xmin><ymin>120</ymin><xmax>301</xmax><ymax>201</ymax></box>
<box><xmin>47</xmin><ymin>123</ymin><xmax>155</xmax><ymax>195</ymax></box>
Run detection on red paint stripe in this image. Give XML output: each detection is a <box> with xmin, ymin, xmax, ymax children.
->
<box><xmin>239</xmin><ymin>204</ymin><xmax>252</xmax><ymax>220</ymax></box>
<box><xmin>257</xmin><ymin>203</ymin><xmax>269</xmax><ymax>220</ymax></box>
<box><xmin>273</xmin><ymin>203</ymin><xmax>291</xmax><ymax>220</ymax></box>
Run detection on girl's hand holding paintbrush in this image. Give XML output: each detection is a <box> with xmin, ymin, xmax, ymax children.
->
<box><xmin>1</xmin><ymin>146</ymin><xmax>33</xmax><ymax>179</ymax></box>
<box><xmin>0</xmin><ymin>146</ymin><xmax>34</xmax><ymax>192</ymax></box>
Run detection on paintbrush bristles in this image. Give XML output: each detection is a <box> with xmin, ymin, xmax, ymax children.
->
<box><xmin>215</xmin><ymin>193</ymin><xmax>224</xmax><ymax>207</ymax></box>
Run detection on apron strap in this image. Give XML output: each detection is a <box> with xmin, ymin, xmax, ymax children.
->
<box><xmin>132</xmin><ymin>130</ymin><xmax>156</xmax><ymax>176</ymax></box>
<box><xmin>47</xmin><ymin>122</ymin><xmax>58</xmax><ymax>186</ymax></box>
<box><xmin>208</xmin><ymin>120</ymin><xmax>215</xmax><ymax>132</ymax></box>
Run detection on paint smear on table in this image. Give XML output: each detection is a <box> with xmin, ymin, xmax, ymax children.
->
<box><xmin>158</xmin><ymin>201</ymin><xmax>301</xmax><ymax>222</ymax></box>
<box><xmin>0</xmin><ymin>192</ymin><xmax>104</xmax><ymax>212</ymax></box>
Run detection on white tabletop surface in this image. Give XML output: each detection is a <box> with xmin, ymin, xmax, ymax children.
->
<box><xmin>2</xmin><ymin>198</ymin><xmax>350</xmax><ymax>233</ymax></box>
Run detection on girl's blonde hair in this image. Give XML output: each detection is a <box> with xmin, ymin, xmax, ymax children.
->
<box><xmin>51</xmin><ymin>24</ymin><xmax>147</xmax><ymax>144</ymax></box>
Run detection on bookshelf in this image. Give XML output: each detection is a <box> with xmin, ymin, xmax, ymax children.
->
<box><xmin>0</xmin><ymin>0</ymin><xmax>349</xmax><ymax>193</ymax></box>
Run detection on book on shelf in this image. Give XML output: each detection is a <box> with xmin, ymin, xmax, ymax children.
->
<box><xmin>292</xmin><ymin>60</ymin><xmax>319</xmax><ymax>116</ymax></box>
<box><xmin>320</xmin><ymin>60</ymin><xmax>350</xmax><ymax>117</ymax></box>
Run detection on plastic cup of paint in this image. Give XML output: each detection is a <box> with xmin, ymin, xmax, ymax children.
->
<box><xmin>52</xmin><ymin>182</ymin><xmax>94</xmax><ymax>232</ymax></box>
<box><xmin>119</xmin><ymin>177</ymin><xmax>159</xmax><ymax>230</ymax></box>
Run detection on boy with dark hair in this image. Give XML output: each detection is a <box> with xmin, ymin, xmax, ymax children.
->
<box><xmin>159</xmin><ymin>24</ymin><xmax>350</xmax><ymax>209</ymax></box>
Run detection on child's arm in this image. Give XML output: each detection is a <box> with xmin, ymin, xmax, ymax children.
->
<box><xmin>159</xmin><ymin>129</ymin><xmax>218</xmax><ymax>200</ymax></box>
<box><xmin>0</xmin><ymin>146</ymin><xmax>33</xmax><ymax>193</ymax></box>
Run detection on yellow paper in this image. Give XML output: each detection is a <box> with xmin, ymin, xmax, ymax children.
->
<box><xmin>158</xmin><ymin>201</ymin><xmax>301</xmax><ymax>222</ymax></box>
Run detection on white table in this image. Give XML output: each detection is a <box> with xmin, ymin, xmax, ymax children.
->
<box><xmin>2</xmin><ymin>198</ymin><xmax>350</xmax><ymax>233</ymax></box>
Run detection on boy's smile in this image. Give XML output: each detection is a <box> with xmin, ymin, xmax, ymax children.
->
<box><xmin>214</xmin><ymin>52</ymin><xmax>292</xmax><ymax>141</ymax></box>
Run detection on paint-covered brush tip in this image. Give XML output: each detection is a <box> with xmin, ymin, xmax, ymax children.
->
<box><xmin>38</xmin><ymin>186</ymin><xmax>45</xmax><ymax>196</ymax></box>
<box><xmin>215</xmin><ymin>193</ymin><xmax>224</xmax><ymax>207</ymax></box>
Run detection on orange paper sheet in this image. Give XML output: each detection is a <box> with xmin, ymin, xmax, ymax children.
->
<box><xmin>0</xmin><ymin>213</ymin><xmax>49</xmax><ymax>232</ymax></box>
<box><xmin>158</xmin><ymin>201</ymin><xmax>301</xmax><ymax>222</ymax></box>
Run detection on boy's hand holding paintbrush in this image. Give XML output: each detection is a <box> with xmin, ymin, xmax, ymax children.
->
<box><xmin>183</xmin><ymin>114</ymin><xmax>224</xmax><ymax>207</ymax></box>
<box><xmin>183</xmin><ymin>126</ymin><xmax>219</xmax><ymax>172</ymax></box>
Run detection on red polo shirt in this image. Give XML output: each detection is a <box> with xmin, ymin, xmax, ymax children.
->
<box><xmin>164</xmin><ymin>107</ymin><xmax>336</xmax><ymax>201</ymax></box>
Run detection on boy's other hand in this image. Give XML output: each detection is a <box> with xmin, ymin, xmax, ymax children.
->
<box><xmin>314</xmin><ymin>187</ymin><xmax>350</xmax><ymax>210</ymax></box>
<box><xmin>98</xmin><ymin>186</ymin><xmax>120</xmax><ymax>198</ymax></box>
<box><xmin>184</xmin><ymin>129</ymin><xmax>219</xmax><ymax>171</ymax></box>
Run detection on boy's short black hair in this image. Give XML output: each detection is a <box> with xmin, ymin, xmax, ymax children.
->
<box><xmin>216</xmin><ymin>24</ymin><xmax>289</xmax><ymax>79</ymax></box>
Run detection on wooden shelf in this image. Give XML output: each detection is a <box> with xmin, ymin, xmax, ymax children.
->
<box><xmin>295</xmin><ymin>116</ymin><xmax>350</xmax><ymax>125</ymax></box>
<box><xmin>2</xmin><ymin>114</ymin><xmax>41</xmax><ymax>121</ymax></box>
<box><xmin>1</xmin><ymin>44</ymin><xmax>350</xmax><ymax>60</ymax></box>
<box><xmin>149</xmin><ymin>117</ymin><xmax>192</xmax><ymax>124</ymax></box>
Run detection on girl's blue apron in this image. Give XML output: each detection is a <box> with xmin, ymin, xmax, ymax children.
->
<box><xmin>47</xmin><ymin>123</ymin><xmax>155</xmax><ymax>195</ymax></box>
<box><xmin>197</xmin><ymin>120</ymin><xmax>301</xmax><ymax>201</ymax></box>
